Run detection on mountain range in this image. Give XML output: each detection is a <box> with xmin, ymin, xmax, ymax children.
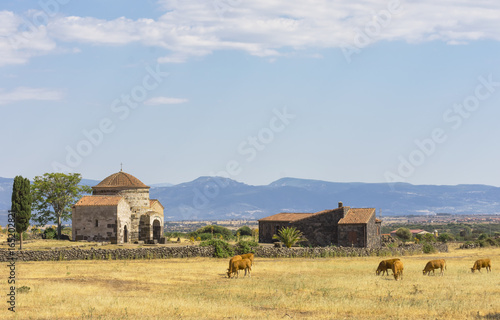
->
<box><xmin>1</xmin><ymin>176</ymin><xmax>499</xmax><ymax>225</ymax></box>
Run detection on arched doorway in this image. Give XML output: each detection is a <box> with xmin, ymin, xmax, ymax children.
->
<box><xmin>124</xmin><ymin>225</ymin><xmax>128</xmax><ymax>243</ymax></box>
<box><xmin>153</xmin><ymin>220</ymin><xmax>161</xmax><ymax>241</ymax></box>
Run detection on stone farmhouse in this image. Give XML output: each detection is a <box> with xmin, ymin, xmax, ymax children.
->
<box><xmin>72</xmin><ymin>170</ymin><xmax>164</xmax><ymax>243</ymax></box>
<box><xmin>258</xmin><ymin>202</ymin><xmax>381</xmax><ymax>248</ymax></box>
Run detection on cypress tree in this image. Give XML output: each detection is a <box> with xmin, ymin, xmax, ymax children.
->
<box><xmin>11</xmin><ymin>176</ymin><xmax>32</xmax><ymax>250</ymax></box>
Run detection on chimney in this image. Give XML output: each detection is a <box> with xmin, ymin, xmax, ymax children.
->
<box><xmin>338</xmin><ymin>201</ymin><xmax>343</xmax><ymax>208</ymax></box>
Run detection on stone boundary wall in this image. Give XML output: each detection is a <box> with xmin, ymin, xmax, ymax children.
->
<box><xmin>0</xmin><ymin>246</ymin><xmax>215</xmax><ymax>262</ymax></box>
<box><xmin>0</xmin><ymin>243</ymin><xmax>448</xmax><ymax>262</ymax></box>
<box><xmin>251</xmin><ymin>243</ymin><xmax>448</xmax><ymax>258</ymax></box>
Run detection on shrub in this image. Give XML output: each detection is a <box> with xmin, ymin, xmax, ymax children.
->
<box><xmin>422</xmin><ymin>243</ymin><xmax>436</xmax><ymax>254</ymax></box>
<box><xmin>197</xmin><ymin>233</ymin><xmax>213</xmax><ymax>241</ymax></box>
<box><xmin>395</xmin><ymin>228</ymin><xmax>412</xmax><ymax>242</ymax></box>
<box><xmin>15</xmin><ymin>232</ymin><xmax>28</xmax><ymax>241</ymax></box>
<box><xmin>437</xmin><ymin>233</ymin><xmax>454</xmax><ymax>243</ymax></box>
<box><xmin>478</xmin><ymin>233</ymin><xmax>489</xmax><ymax>241</ymax></box>
<box><xmin>44</xmin><ymin>227</ymin><xmax>57</xmax><ymax>239</ymax></box>
<box><xmin>17</xmin><ymin>286</ymin><xmax>30</xmax><ymax>294</ymax></box>
<box><xmin>200</xmin><ymin>239</ymin><xmax>234</xmax><ymax>258</ymax></box>
<box><xmin>421</xmin><ymin>233</ymin><xmax>436</xmax><ymax>243</ymax></box>
<box><xmin>236</xmin><ymin>240</ymin><xmax>258</xmax><ymax>254</ymax></box>
<box><xmin>191</xmin><ymin>225</ymin><xmax>233</xmax><ymax>240</ymax></box>
<box><xmin>485</xmin><ymin>238</ymin><xmax>496</xmax><ymax>246</ymax></box>
<box><xmin>477</xmin><ymin>240</ymin><xmax>489</xmax><ymax>247</ymax></box>
<box><xmin>477</xmin><ymin>238</ymin><xmax>496</xmax><ymax>247</ymax></box>
<box><xmin>236</xmin><ymin>226</ymin><xmax>252</xmax><ymax>236</ymax></box>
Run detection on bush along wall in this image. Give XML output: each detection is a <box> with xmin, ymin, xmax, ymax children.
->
<box><xmin>0</xmin><ymin>243</ymin><xmax>447</xmax><ymax>262</ymax></box>
<box><xmin>0</xmin><ymin>246</ymin><xmax>215</xmax><ymax>262</ymax></box>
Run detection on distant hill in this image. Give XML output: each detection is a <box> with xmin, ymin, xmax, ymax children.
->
<box><xmin>1</xmin><ymin>176</ymin><xmax>500</xmax><ymax>225</ymax></box>
<box><xmin>151</xmin><ymin>177</ymin><xmax>500</xmax><ymax>220</ymax></box>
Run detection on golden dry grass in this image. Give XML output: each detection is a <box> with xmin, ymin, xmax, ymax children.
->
<box><xmin>1</xmin><ymin>246</ymin><xmax>499</xmax><ymax>319</ymax></box>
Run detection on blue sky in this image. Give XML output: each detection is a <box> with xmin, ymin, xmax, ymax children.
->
<box><xmin>1</xmin><ymin>0</ymin><xmax>500</xmax><ymax>187</ymax></box>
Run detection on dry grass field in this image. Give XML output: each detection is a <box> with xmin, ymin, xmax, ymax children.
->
<box><xmin>1</xmin><ymin>245</ymin><xmax>499</xmax><ymax>320</ymax></box>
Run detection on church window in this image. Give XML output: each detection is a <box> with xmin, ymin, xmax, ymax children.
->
<box><xmin>95</xmin><ymin>219</ymin><xmax>99</xmax><ymax>227</ymax></box>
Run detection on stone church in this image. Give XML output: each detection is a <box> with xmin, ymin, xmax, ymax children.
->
<box><xmin>72</xmin><ymin>170</ymin><xmax>164</xmax><ymax>244</ymax></box>
<box><xmin>258</xmin><ymin>202</ymin><xmax>381</xmax><ymax>248</ymax></box>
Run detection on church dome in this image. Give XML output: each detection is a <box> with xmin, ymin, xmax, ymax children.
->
<box><xmin>93</xmin><ymin>171</ymin><xmax>149</xmax><ymax>189</ymax></box>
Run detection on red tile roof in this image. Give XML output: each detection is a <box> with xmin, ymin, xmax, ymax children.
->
<box><xmin>338</xmin><ymin>208</ymin><xmax>375</xmax><ymax>224</ymax></box>
<box><xmin>258</xmin><ymin>212</ymin><xmax>316</xmax><ymax>222</ymax></box>
<box><xmin>74</xmin><ymin>195</ymin><xmax>123</xmax><ymax>207</ymax></box>
<box><xmin>389</xmin><ymin>229</ymin><xmax>429</xmax><ymax>234</ymax></box>
<box><xmin>259</xmin><ymin>207</ymin><xmax>348</xmax><ymax>222</ymax></box>
<box><xmin>93</xmin><ymin>171</ymin><xmax>149</xmax><ymax>189</ymax></box>
<box><xmin>150</xmin><ymin>199</ymin><xmax>164</xmax><ymax>209</ymax></box>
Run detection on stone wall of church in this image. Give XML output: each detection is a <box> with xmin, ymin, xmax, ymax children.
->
<box><xmin>120</xmin><ymin>189</ymin><xmax>149</xmax><ymax>242</ymax></box>
<box><xmin>72</xmin><ymin>205</ymin><xmax>119</xmax><ymax>242</ymax></box>
<box><xmin>116</xmin><ymin>200</ymin><xmax>132</xmax><ymax>244</ymax></box>
<box><xmin>92</xmin><ymin>188</ymin><xmax>150</xmax><ymax>242</ymax></box>
<box><xmin>139</xmin><ymin>213</ymin><xmax>163</xmax><ymax>242</ymax></box>
<box><xmin>92</xmin><ymin>188</ymin><xmax>150</xmax><ymax>215</ymax></box>
<box><xmin>150</xmin><ymin>201</ymin><xmax>163</xmax><ymax>215</ymax></box>
<box><xmin>119</xmin><ymin>188</ymin><xmax>150</xmax><ymax>214</ymax></box>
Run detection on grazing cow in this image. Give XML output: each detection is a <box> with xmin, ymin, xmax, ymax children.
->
<box><xmin>240</xmin><ymin>253</ymin><xmax>254</xmax><ymax>266</ymax></box>
<box><xmin>227</xmin><ymin>258</ymin><xmax>252</xmax><ymax>278</ymax></box>
<box><xmin>392</xmin><ymin>260</ymin><xmax>404</xmax><ymax>281</ymax></box>
<box><xmin>422</xmin><ymin>259</ymin><xmax>446</xmax><ymax>276</ymax></box>
<box><xmin>376</xmin><ymin>258</ymin><xmax>401</xmax><ymax>276</ymax></box>
<box><xmin>471</xmin><ymin>259</ymin><xmax>491</xmax><ymax>273</ymax></box>
<box><xmin>228</xmin><ymin>255</ymin><xmax>242</xmax><ymax>274</ymax></box>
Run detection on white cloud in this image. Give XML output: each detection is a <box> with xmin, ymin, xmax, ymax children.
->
<box><xmin>0</xmin><ymin>87</ymin><xmax>64</xmax><ymax>105</ymax></box>
<box><xmin>144</xmin><ymin>96</ymin><xmax>188</xmax><ymax>105</ymax></box>
<box><xmin>0</xmin><ymin>10</ymin><xmax>56</xmax><ymax>67</ymax></box>
<box><xmin>2</xmin><ymin>1</ymin><xmax>500</xmax><ymax>66</ymax></box>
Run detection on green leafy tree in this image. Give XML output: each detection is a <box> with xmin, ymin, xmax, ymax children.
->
<box><xmin>199</xmin><ymin>239</ymin><xmax>234</xmax><ymax>258</ymax></box>
<box><xmin>421</xmin><ymin>233</ymin><xmax>436</xmax><ymax>243</ymax></box>
<box><xmin>437</xmin><ymin>233</ymin><xmax>454</xmax><ymax>243</ymax></box>
<box><xmin>272</xmin><ymin>226</ymin><xmax>306</xmax><ymax>248</ymax></box>
<box><xmin>11</xmin><ymin>176</ymin><xmax>32</xmax><ymax>250</ymax></box>
<box><xmin>395</xmin><ymin>228</ymin><xmax>412</xmax><ymax>242</ymax></box>
<box><xmin>463</xmin><ymin>226</ymin><xmax>472</xmax><ymax>239</ymax></box>
<box><xmin>236</xmin><ymin>226</ymin><xmax>252</xmax><ymax>236</ymax></box>
<box><xmin>478</xmin><ymin>233</ymin><xmax>489</xmax><ymax>241</ymax></box>
<box><xmin>31</xmin><ymin>173</ymin><xmax>91</xmax><ymax>239</ymax></box>
<box><xmin>191</xmin><ymin>225</ymin><xmax>233</xmax><ymax>240</ymax></box>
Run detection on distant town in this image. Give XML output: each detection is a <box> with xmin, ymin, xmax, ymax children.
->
<box><xmin>165</xmin><ymin>219</ymin><xmax>259</xmax><ymax>233</ymax></box>
<box><xmin>164</xmin><ymin>214</ymin><xmax>500</xmax><ymax>233</ymax></box>
<box><xmin>382</xmin><ymin>213</ymin><xmax>500</xmax><ymax>225</ymax></box>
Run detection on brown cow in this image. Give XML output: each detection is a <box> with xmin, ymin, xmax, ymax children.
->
<box><xmin>227</xmin><ymin>258</ymin><xmax>252</xmax><ymax>278</ymax></box>
<box><xmin>471</xmin><ymin>259</ymin><xmax>491</xmax><ymax>273</ymax></box>
<box><xmin>392</xmin><ymin>260</ymin><xmax>404</xmax><ymax>281</ymax></box>
<box><xmin>240</xmin><ymin>253</ymin><xmax>254</xmax><ymax>266</ymax></box>
<box><xmin>423</xmin><ymin>259</ymin><xmax>446</xmax><ymax>276</ymax></box>
<box><xmin>376</xmin><ymin>258</ymin><xmax>401</xmax><ymax>276</ymax></box>
<box><xmin>227</xmin><ymin>255</ymin><xmax>242</xmax><ymax>277</ymax></box>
